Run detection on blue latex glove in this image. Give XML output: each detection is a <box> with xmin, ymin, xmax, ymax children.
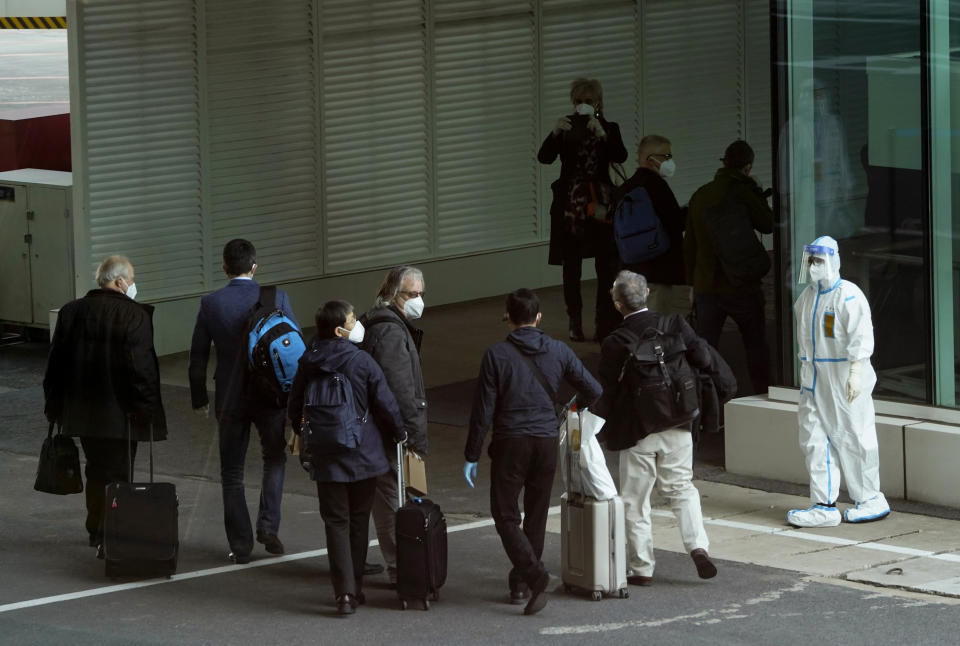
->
<box><xmin>463</xmin><ymin>461</ymin><xmax>478</xmax><ymax>488</ymax></box>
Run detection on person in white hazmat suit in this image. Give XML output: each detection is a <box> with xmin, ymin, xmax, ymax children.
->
<box><xmin>787</xmin><ymin>236</ymin><xmax>890</xmax><ymax>527</ymax></box>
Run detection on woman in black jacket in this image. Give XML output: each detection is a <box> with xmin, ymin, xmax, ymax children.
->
<box><xmin>539</xmin><ymin>77</ymin><xmax>628</xmax><ymax>343</ymax></box>
<box><xmin>287</xmin><ymin>300</ymin><xmax>405</xmax><ymax>616</ymax></box>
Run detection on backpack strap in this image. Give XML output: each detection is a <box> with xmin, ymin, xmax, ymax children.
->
<box><xmin>506</xmin><ymin>338</ymin><xmax>558</xmax><ymax>410</ymax></box>
<box><xmin>258</xmin><ymin>284</ymin><xmax>277</xmax><ymax>310</ymax></box>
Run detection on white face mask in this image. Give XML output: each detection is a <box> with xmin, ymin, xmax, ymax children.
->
<box><xmin>658</xmin><ymin>158</ymin><xmax>677</xmax><ymax>179</ymax></box>
<box><xmin>123</xmin><ymin>280</ymin><xmax>137</xmax><ymax>301</ymax></box>
<box><xmin>343</xmin><ymin>320</ymin><xmax>365</xmax><ymax>343</ymax></box>
<box><xmin>808</xmin><ymin>263</ymin><xmax>828</xmax><ymax>284</ymax></box>
<box><xmin>575</xmin><ymin>103</ymin><xmax>595</xmax><ymax>116</ymax></box>
<box><xmin>403</xmin><ymin>295</ymin><xmax>424</xmax><ymax>320</ymax></box>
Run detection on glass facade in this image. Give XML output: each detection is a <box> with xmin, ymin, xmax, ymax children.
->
<box><xmin>775</xmin><ymin>1</ymin><xmax>960</xmax><ymax>407</ymax></box>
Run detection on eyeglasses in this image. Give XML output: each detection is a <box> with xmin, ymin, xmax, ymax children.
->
<box><xmin>648</xmin><ymin>153</ymin><xmax>673</xmax><ymax>160</ymax></box>
<box><xmin>400</xmin><ymin>290</ymin><xmax>424</xmax><ymax>299</ymax></box>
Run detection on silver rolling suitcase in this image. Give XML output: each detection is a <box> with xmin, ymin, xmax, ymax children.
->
<box><xmin>560</xmin><ymin>492</ymin><xmax>628</xmax><ymax>600</ymax></box>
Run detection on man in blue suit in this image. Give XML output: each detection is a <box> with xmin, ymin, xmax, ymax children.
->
<box><xmin>189</xmin><ymin>239</ymin><xmax>300</xmax><ymax>563</ymax></box>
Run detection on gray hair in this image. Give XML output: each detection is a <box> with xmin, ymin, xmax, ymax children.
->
<box><xmin>610</xmin><ymin>270</ymin><xmax>648</xmax><ymax>312</ymax></box>
<box><xmin>375</xmin><ymin>265</ymin><xmax>425</xmax><ymax>307</ymax></box>
<box><xmin>638</xmin><ymin>134</ymin><xmax>671</xmax><ymax>160</ymax></box>
<box><xmin>95</xmin><ymin>255</ymin><xmax>133</xmax><ymax>288</ymax></box>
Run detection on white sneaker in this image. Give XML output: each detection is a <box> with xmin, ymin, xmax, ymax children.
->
<box><xmin>786</xmin><ymin>504</ymin><xmax>841</xmax><ymax>528</ymax></box>
<box><xmin>844</xmin><ymin>494</ymin><xmax>890</xmax><ymax>523</ymax></box>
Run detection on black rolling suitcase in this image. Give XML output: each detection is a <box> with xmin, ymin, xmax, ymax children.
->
<box><xmin>103</xmin><ymin>420</ymin><xmax>179</xmax><ymax>578</ymax></box>
<box><xmin>395</xmin><ymin>443</ymin><xmax>447</xmax><ymax>610</ymax></box>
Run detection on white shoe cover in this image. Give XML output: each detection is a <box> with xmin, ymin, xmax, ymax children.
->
<box><xmin>786</xmin><ymin>504</ymin><xmax>841</xmax><ymax>528</ymax></box>
<box><xmin>844</xmin><ymin>494</ymin><xmax>890</xmax><ymax>523</ymax></box>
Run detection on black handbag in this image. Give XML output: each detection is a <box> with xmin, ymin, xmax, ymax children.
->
<box><xmin>34</xmin><ymin>422</ymin><xmax>84</xmax><ymax>495</ymax></box>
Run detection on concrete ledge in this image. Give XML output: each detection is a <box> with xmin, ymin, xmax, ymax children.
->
<box><xmin>725</xmin><ymin>395</ymin><xmax>908</xmax><ymax>500</ymax></box>
<box><xmin>905</xmin><ymin>423</ymin><xmax>960</xmax><ymax>508</ymax></box>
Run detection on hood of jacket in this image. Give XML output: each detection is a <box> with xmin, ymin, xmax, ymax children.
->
<box><xmin>506</xmin><ymin>326</ymin><xmax>551</xmax><ymax>355</ymax></box>
<box><xmin>303</xmin><ymin>336</ymin><xmax>361</xmax><ymax>372</ymax></box>
<box><xmin>362</xmin><ymin>304</ymin><xmax>423</xmax><ymax>352</ymax></box>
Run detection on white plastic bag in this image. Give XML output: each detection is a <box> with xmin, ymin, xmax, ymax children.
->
<box><xmin>559</xmin><ymin>407</ymin><xmax>618</xmax><ymax>500</ymax></box>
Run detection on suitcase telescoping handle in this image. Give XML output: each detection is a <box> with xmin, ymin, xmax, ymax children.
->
<box><xmin>396</xmin><ymin>441</ymin><xmax>405</xmax><ymax>508</ymax></box>
<box><xmin>125</xmin><ymin>415</ymin><xmax>156</xmax><ymax>483</ymax></box>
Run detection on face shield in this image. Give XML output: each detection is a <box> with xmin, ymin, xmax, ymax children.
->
<box><xmin>798</xmin><ymin>236</ymin><xmax>841</xmax><ymax>285</ymax></box>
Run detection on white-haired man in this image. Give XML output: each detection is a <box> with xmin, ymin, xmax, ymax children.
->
<box><xmin>44</xmin><ymin>255</ymin><xmax>167</xmax><ymax>558</ymax></box>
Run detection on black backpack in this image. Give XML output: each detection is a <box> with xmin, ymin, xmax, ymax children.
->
<box><xmin>300</xmin><ymin>353</ymin><xmax>366</xmax><ymax>469</ymax></box>
<box><xmin>613</xmin><ymin>316</ymin><xmax>700</xmax><ymax>438</ymax></box>
<box><xmin>242</xmin><ymin>286</ymin><xmax>306</xmax><ymax>408</ymax></box>
<box><xmin>702</xmin><ymin>187</ymin><xmax>770</xmax><ymax>288</ymax></box>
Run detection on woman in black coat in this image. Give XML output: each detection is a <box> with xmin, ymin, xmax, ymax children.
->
<box><xmin>287</xmin><ymin>300</ymin><xmax>406</xmax><ymax>616</ymax></box>
<box><xmin>539</xmin><ymin>77</ymin><xmax>628</xmax><ymax>343</ymax></box>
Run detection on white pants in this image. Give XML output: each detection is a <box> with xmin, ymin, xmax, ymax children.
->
<box><xmin>619</xmin><ymin>429</ymin><xmax>709</xmax><ymax>577</ymax></box>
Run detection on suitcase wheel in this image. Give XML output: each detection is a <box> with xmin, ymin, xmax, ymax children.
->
<box><xmin>422</xmin><ymin>599</ymin><xmax>430</xmax><ymax>611</ymax></box>
<box><xmin>400</xmin><ymin>600</ymin><xmax>408</xmax><ymax>611</ymax></box>
<box><xmin>618</xmin><ymin>588</ymin><xmax>629</xmax><ymax>599</ymax></box>
<box><xmin>591</xmin><ymin>590</ymin><xmax>603</xmax><ymax>602</ymax></box>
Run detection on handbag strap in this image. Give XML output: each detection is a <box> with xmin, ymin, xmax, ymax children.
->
<box><xmin>506</xmin><ymin>338</ymin><xmax>558</xmax><ymax>409</ymax></box>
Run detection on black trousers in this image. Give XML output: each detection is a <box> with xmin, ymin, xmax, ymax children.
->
<box><xmin>316</xmin><ymin>477</ymin><xmax>378</xmax><ymax>598</ymax></box>
<box><xmin>489</xmin><ymin>435</ymin><xmax>557</xmax><ymax>590</ymax></box>
<box><xmin>694</xmin><ymin>290</ymin><xmax>769</xmax><ymax>394</ymax></box>
<box><xmin>562</xmin><ymin>249</ymin><xmax>620</xmax><ymax>339</ymax></box>
<box><xmin>79</xmin><ymin>436</ymin><xmax>137</xmax><ymax>543</ymax></box>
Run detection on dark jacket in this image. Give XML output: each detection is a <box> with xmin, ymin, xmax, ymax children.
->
<box><xmin>464</xmin><ymin>326</ymin><xmax>602</xmax><ymax>462</ymax></box>
<box><xmin>188</xmin><ymin>278</ymin><xmax>299</xmax><ymax>417</ymax></box>
<box><xmin>594</xmin><ymin>310</ymin><xmax>711</xmax><ymax>451</ymax></box>
<box><xmin>684</xmin><ymin>167</ymin><xmax>774</xmax><ymax>295</ymax></box>
<box><xmin>287</xmin><ymin>337</ymin><xmax>405</xmax><ymax>483</ymax></box>
<box><xmin>609</xmin><ymin>167</ymin><xmax>686</xmax><ymax>284</ymax></box>
<box><xmin>360</xmin><ymin>305</ymin><xmax>428</xmax><ymax>455</ymax></box>
<box><xmin>693</xmin><ymin>345</ymin><xmax>738</xmax><ymax>439</ymax></box>
<box><xmin>539</xmin><ymin>114</ymin><xmax>628</xmax><ymax>265</ymax></box>
<box><xmin>43</xmin><ymin>289</ymin><xmax>167</xmax><ymax>441</ymax></box>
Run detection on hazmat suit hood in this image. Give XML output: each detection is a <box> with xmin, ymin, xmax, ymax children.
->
<box><xmin>799</xmin><ymin>235</ymin><xmax>841</xmax><ymax>287</ymax></box>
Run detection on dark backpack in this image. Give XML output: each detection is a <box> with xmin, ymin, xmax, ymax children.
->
<box><xmin>702</xmin><ymin>188</ymin><xmax>770</xmax><ymax>287</ymax></box>
<box><xmin>612</xmin><ymin>185</ymin><xmax>669</xmax><ymax>264</ymax></box>
<box><xmin>614</xmin><ymin>316</ymin><xmax>699</xmax><ymax>437</ymax></box>
<box><xmin>244</xmin><ymin>286</ymin><xmax>306</xmax><ymax>408</ymax></box>
<box><xmin>300</xmin><ymin>353</ymin><xmax>366</xmax><ymax>466</ymax></box>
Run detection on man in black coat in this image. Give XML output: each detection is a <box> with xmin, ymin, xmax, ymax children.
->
<box><xmin>43</xmin><ymin>255</ymin><xmax>166</xmax><ymax>556</ymax></box>
<box><xmin>609</xmin><ymin>134</ymin><xmax>691</xmax><ymax>315</ymax></box>
<box><xmin>463</xmin><ymin>288</ymin><xmax>601</xmax><ymax>616</ymax></box>
<box><xmin>593</xmin><ymin>270</ymin><xmax>716</xmax><ymax>587</ymax></box>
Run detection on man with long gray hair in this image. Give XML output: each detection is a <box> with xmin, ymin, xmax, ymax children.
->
<box><xmin>594</xmin><ymin>270</ymin><xmax>717</xmax><ymax>587</ymax></box>
<box><xmin>358</xmin><ymin>265</ymin><xmax>429</xmax><ymax>585</ymax></box>
<box><xmin>44</xmin><ymin>255</ymin><xmax>167</xmax><ymax>558</ymax></box>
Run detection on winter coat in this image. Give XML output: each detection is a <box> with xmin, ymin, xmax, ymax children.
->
<box><xmin>464</xmin><ymin>326</ymin><xmax>602</xmax><ymax>463</ymax></box>
<box><xmin>287</xmin><ymin>336</ymin><xmax>405</xmax><ymax>483</ymax></box>
<box><xmin>43</xmin><ymin>289</ymin><xmax>167</xmax><ymax>441</ymax></box>
<box><xmin>360</xmin><ymin>305</ymin><xmax>428</xmax><ymax>455</ymax></box>
<box><xmin>684</xmin><ymin>167</ymin><xmax>774</xmax><ymax>295</ymax></box>
<box><xmin>539</xmin><ymin>114</ymin><xmax>628</xmax><ymax>265</ymax></box>
<box><xmin>609</xmin><ymin>167</ymin><xmax>687</xmax><ymax>285</ymax></box>
<box><xmin>594</xmin><ymin>310</ymin><xmax>711</xmax><ymax>451</ymax></box>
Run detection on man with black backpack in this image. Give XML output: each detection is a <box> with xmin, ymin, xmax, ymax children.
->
<box><xmin>684</xmin><ymin>140</ymin><xmax>773</xmax><ymax>394</ymax></box>
<box><xmin>594</xmin><ymin>270</ymin><xmax>717</xmax><ymax>587</ymax></box>
<box><xmin>463</xmin><ymin>288</ymin><xmax>601</xmax><ymax>616</ymax></box>
<box><xmin>609</xmin><ymin>134</ymin><xmax>690</xmax><ymax>315</ymax></box>
<box><xmin>188</xmin><ymin>239</ymin><xmax>302</xmax><ymax>564</ymax></box>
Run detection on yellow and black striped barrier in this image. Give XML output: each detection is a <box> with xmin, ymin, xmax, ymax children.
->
<box><xmin>0</xmin><ymin>16</ymin><xmax>67</xmax><ymax>29</ymax></box>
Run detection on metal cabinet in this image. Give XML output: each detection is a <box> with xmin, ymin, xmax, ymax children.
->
<box><xmin>0</xmin><ymin>169</ymin><xmax>74</xmax><ymax>328</ymax></box>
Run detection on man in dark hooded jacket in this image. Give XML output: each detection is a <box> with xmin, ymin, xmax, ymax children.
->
<box><xmin>463</xmin><ymin>288</ymin><xmax>601</xmax><ymax>617</ymax></box>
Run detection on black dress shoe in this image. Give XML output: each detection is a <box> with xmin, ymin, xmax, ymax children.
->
<box><xmin>569</xmin><ymin>325</ymin><xmax>586</xmax><ymax>343</ymax></box>
<box><xmin>256</xmin><ymin>530</ymin><xmax>285</xmax><ymax>555</ymax></box>
<box><xmin>228</xmin><ymin>551</ymin><xmax>251</xmax><ymax>564</ymax></box>
<box><xmin>509</xmin><ymin>588</ymin><xmax>530</xmax><ymax>605</ymax></box>
<box><xmin>363</xmin><ymin>561</ymin><xmax>384</xmax><ymax>575</ymax></box>
<box><xmin>336</xmin><ymin>594</ymin><xmax>356</xmax><ymax>616</ymax></box>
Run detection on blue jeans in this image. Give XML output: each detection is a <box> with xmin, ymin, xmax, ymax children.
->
<box><xmin>218</xmin><ymin>405</ymin><xmax>287</xmax><ymax>556</ymax></box>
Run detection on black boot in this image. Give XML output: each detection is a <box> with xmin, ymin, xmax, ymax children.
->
<box><xmin>568</xmin><ymin>316</ymin><xmax>585</xmax><ymax>342</ymax></box>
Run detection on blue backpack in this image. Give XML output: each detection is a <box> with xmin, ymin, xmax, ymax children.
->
<box><xmin>612</xmin><ymin>185</ymin><xmax>670</xmax><ymax>264</ymax></box>
<box><xmin>300</xmin><ymin>353</ymin><xmax>367</xmax><ymax>462</ymax></box>
<box><xmin>245</xmin><ymin>285</ymin><xmax>305</xmax><ymax>408</ymax></box>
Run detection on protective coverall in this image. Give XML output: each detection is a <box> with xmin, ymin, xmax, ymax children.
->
<box><xmin>788</xmin><ymin>236</ymin><xmax>890</xmax><ymax>527</ymax></box>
